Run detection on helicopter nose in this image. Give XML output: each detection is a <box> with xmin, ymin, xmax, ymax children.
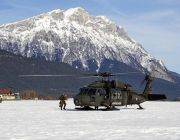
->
<box><xmin>74</xmin><ymin>99</ymin><xmax>82</xmax><ymax>105</ymax></box>
<box><xmin>74</xmin><ymin>95</ymin><xmax>90</xmax><ymax>106</ymax></box>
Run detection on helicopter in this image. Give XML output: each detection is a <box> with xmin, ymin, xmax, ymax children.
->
<box><xmin>19</xmin><ymin>71</ymin><xmax>167</xmax><ymax>110</ymax></box>
<box><xmin>73</xmin><ymin>72</ymin><xmax>167</xmax><ymax>110</ymax></box>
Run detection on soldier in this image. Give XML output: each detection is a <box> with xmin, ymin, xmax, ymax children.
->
<box><xmin>0</xmin><ymin>95</ymin><xmax>2</xmax><ymax>103</ymax></box>
<box><xmin>59</xmin><ymin>94</ymin><xmax>67</xmax><ymax>110</ymax></box>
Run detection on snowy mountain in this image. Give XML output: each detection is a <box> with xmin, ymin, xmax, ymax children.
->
<box><xmin>0</xmin><ymin>7</ymin><xmax>175</xmax><ymax>82</ymax></box>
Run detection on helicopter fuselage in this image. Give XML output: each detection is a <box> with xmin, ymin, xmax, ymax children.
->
<box><xmin>74</xmin><ymin>80</ymin><xmax>146</xmax><ymax>108</ymax></box>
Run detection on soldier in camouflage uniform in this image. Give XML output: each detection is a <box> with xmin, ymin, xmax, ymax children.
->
<box><xmin>59</xmin><ymin>94</ymin><xmax>67</xmax><ymax>110</ymax></box>
<box><xmin>0</xmin><ymin>95</ymin><xmax>2</xmax><ymax>103</ymax></box>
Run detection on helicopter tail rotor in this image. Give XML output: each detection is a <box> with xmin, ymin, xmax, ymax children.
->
<box><xmin>139</xmin><ymin>73</ymin><xmax>150</xmax><ymax>87</ymax></box>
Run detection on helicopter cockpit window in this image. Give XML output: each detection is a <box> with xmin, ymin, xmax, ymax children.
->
<box><xmin>87</xmin><ymin>89</ymin><xmax>96</xmax><ymax>95</ymax></box>
<box><xmin>82</xmin><ymin>88</ymin><xmax>89</xmax><ymax>94</ymax></box>
<box><xmin>78</xmin><ymin>88</ymin><xmax>84</xmax><ymax>94</ymax></box>
<box><xmin>117</xmin><ymin>90</ymin><xmax>122</xmax><ymax>99</ymax></box>
<box><xmin>104</xmin><ymin>90</ymin><xmax>107</xmax><ymax>95</ymax></box>
<box><xmin>97</xmin><ymin>89</ymin><xmax>103</xmax><ymax>96</ymax></box>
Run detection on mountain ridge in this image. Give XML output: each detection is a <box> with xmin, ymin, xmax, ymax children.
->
<box><xmin>0</xmin><ymin>7</ymin><xmax>177</xmax><ymax>83</ymax></box>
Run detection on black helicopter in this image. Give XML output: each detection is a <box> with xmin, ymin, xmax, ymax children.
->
<box><xmin>73</xmin><ymin>72</ymin><xmax>167</xmax><ymax>110</ymax></box>
<box><xmin>19</xmin><ymin>71</ymin><xmax>166</xmax><ymax>110</ymax></box>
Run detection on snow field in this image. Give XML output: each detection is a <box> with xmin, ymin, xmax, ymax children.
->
<box><xmin>0</xmin><ymin>99</ymin><xmax>180</xmax><ymax>140</ymax></box>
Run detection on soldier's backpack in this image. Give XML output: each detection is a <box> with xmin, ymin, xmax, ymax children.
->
<box><xmin>59</xmin><ymin>95</ymin><xmax>64</xmax><ymax>100</ymax></box>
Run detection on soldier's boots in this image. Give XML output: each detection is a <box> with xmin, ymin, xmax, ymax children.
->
<box><xmin>60</xmin><ymin>104</ymin><xmax>66</xmax><ymax>110</ymax></box>
<box><xmin>63</xmin><ymin>105</ymin><xmax>66</xmax><ymax>110</ymax></box>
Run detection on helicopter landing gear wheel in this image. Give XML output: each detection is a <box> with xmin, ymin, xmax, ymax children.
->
<box><xmin>95</xmin><ymin>106</ymin><xmax>99</xmax><ymax>110</ymax></box>
<box><xmin>102</xmin><ymin>106</ymin><xmax>120</xmax><ymax>111</ymax></box>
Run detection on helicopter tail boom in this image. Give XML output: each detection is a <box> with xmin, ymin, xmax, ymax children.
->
<box><xmin>141</xmin><ymin>74</ymin><xmax>167</xmax><ymax>101</ymax></box>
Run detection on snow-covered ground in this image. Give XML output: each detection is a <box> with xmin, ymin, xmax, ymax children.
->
<box><xmin>0</xmin><ymin>99</ymin><xmax>180</xmax><ymax>140</ymax></box>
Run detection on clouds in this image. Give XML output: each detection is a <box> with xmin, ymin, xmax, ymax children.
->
<box><xmin>136</xmin><ymin>10</ymin><xmax>176</xmax><ymax>21</ymax></box>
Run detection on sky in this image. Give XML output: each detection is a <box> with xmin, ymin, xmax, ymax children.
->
<box><xmin>0</xmin><ymin>0</ymin><xmax>180</xmax><ymax>74</ymax></box>
<box><xmin>1</xmin><ymin>99</ymin><xmax>180</xmax><ymax>139</ymax></box>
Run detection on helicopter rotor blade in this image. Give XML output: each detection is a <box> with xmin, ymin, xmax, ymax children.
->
<box><xmin>18</xmin><ymin>74</ymin><xmax>100</xmax><ymax>77</ymax></box>
<box><xmin>77</xmin><ymin>76</ymin><xmax>101</xmax><ymax>78</ymax></box>
<box><xmin>19</xmin><ymin>74</ymin><xmax>80</xmax><ymax>77</ymax></box>
<box><xmin>19</xmin><ymin>71</ymin><xmax>141</xmax><ymax>78</ymax></box>
<box><xmin>93</xmin><ymin>72</ymin><xmax>141</xmax><ymax>77</ymax></box>
<box><xmin>139</xmin><ymin>78</ymin><xmax>146</xmax><ymax>87</ymax></box>
<box><xmin>113</xmin><ymin>72</ymin><xmax>141</xmax><ymax>76</ymax></box>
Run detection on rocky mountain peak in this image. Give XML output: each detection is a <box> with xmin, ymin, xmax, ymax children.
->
<box><xmin>0</xmin><ymin>7</ymin><xmax>176</xmax><ymax>82</ymax></box>
<box><xmin>68</xmin><ymin>10</ymin><xmax>89</xmax><ymax>25</ymax></box>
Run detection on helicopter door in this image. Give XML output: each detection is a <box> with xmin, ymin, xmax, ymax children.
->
<box><xmin>87</xmin><ymin>89</ymin><xmax>96</xmax><ymax>103</ymax></box>
<box><xmin>97</xmin><ymin>89</ymin><xmax>103</xmax><ymax>97</ymax></box>
<box><xmin>122</xmin><ymin>91</ymin><xmax>128</xmax><ymax>106</ymax></box>
<box><xmin>95</xmin><ymin>89</ymin><xmax>104</xmax><ymax>105</ymax></box>
<box><xmin>87</xmin><ymin>89</ymin><xmax>104</xmax><ymax>106</ymax></box>
<box><xmin>104</xmin><ymin>89</ymin><xmax>109</xmax><ymax>99</ymax></box>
